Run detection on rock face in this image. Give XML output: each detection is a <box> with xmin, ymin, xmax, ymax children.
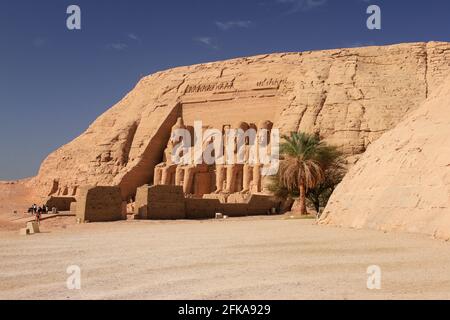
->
<box><xmin>320</xmin><ymin>75</ymin><xmax>450</xmax><ymax>240</ymax></box>
<box><xmin>30</xmin><ymin>42</ymin><xmax>450</xmax><ymax>201</ymax></box>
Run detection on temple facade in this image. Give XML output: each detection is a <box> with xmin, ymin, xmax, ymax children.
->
<box><xmin>153</xmin><ymin>117</ymin><xmax>275</xmax><ymax>199</ymax></box>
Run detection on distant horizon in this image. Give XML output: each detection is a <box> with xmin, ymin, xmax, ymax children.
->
<box><xmin>2</xmin><ymin>0</ymin><xmax>450</xmax><ymax>180</ymax></box>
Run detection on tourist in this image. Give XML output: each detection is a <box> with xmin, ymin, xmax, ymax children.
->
<box><xmin>42</xmin><ymin>204</ymin><xmax>47</xmax><ymax>214</ymax></box>
<box><xmin>35</xmin><ymin>207</ymin><xmax>42</xmax><ymax>225</ymax></box>
<box><xmin>32</xmin><ymin>204</ymin><xmax>37</xmax><ymax>214</ymax></box>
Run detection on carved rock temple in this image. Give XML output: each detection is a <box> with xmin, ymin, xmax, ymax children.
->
<box><xmin>153</xmin><ymin>117</ymin><xmax>276</xmax><ymax>200</ymax></box>
<box><xmin>19</xmin><ymin>43</ymin><xmax>450</xmax><ymax>219</ymax></box>
<box><xmin>3</xmin><ymin>42</ymin><xmax>450</xmax><ymax>236</ymax></box>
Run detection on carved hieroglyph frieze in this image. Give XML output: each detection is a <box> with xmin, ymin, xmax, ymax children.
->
<box><xmin>184</xmin><ymin>80</ymin><xmax>235</xmax><ymax>94</ymax></box>
<box><xmin>256</xmin><ymin>78</ymin><xmax>288</xmax><ymax>90</ymax></box>
<box><xmin>184</xmin><ymin>78</ymin><xmax>289</xmax><ymax>95</ymax></box>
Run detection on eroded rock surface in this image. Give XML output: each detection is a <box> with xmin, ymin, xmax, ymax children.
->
<box><xmin>321</xmin><ymin>75</ymin><xmax>450</xmax><ymax>240</ymax></box>
<box><xmin>28</xmin><ymin>42</ymin><xmax>450</xmax><ymax>201</ymax></box>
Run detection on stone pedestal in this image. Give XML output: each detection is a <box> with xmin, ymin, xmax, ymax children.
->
<box><xmin>26</xmin><ymin>222</ymin><xmax>40</xmax><ymax>234</ymax></box>
<box><xmin>19</xmin><ymin>228</ymin><xmax>30</xmax><ymax>236</ymax></box>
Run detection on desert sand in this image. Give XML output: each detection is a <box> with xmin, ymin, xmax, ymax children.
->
<box><xmin>1</xmin><ymin>216</ymin><xmax>450</xmax><ymax>300</ymax></box>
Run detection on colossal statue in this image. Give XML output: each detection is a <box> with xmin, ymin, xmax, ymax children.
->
<box><xmin>154</xmin><ymin>117</ymin><xmax>274</xmax><ymax>198</ymax></box>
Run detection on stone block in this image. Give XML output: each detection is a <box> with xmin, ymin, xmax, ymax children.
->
<box><xmin>76</xmin><ymin>186</ymin><xmax>123</xmax><ymax>223</ymax></box>
<box><xmin>135</xmin><ymin>185</ymin><xmax>186</xmax><ymax>220</ymax></box>
<box><xmin>19</xmin><ymin>228</ymin><xmax>30</xmax><ymax>236</ymax></box>
<box><xmin>70</xmin><ymin>201</ymin><xmax>77</xmax><ymax>214</ymax></box>
<box><xmin>121</xmin><ymin>201</ymin><xmax>127</xmax><ymax>220</ymax></box>
<box><xmin>26</xmin><ymin>222</ymin><xmax>40</xmax><ymax>234</ymax></box>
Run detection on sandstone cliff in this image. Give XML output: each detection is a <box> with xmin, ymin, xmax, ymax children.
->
<box><xmin>29</xmin><ymin>42</ymin><xmax>450</xmax><ymax>201</ymax></box>
<box><xmin>320</xmin><ymin>74</ymin><xmax>450</xmax><ymax>240</ymax></box>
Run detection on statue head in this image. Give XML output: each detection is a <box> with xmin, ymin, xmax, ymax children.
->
<box><xmin>234</xmin><ymin>121</ymin><xmax>249</xmax><ymax>132</ymax></box>
<box><xmin>257</xmin><ymin>120</ymin><xmax>273</xmax><ymax>131</ymax></box>
<box><xmin>172</xmin><ymin>117</ymin><xmax>186</xmax><ymax>132</ymax></box>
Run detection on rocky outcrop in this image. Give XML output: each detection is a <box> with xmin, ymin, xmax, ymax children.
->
<box><xmin>29</xmin><ymin>42</ymin><xmax>450</xmax><ymax>201</ymax></box>
<box><xmin>320</xmin><ymin>75</ymin><xmax>450</xmax><ymax>240</ymax></box>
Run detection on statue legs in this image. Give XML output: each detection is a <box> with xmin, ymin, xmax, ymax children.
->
<box><xmin>252</xmin><ymin>164</ymin><xmax>262</xmax><ymax>193</ymax></box>
<box><xmin>183</xmin><ymin>166</ymin><xmax>196</xmax><ymax>194</ymax></box>
<box><xmin>161</xmin><ymin>165</ymin><xmax>176</xmax><ymax>185</ymax></box>
<box><xmin>175</xmin><ymin>166</ymin><xmax>184</xmax><ymax>186</ymax></box>
<box><xmin>215</xmin><ymin>165</ymin><xmax>225</xmax><ymax>193</ymax></box>
<box><xmin>154</xmin><ymin>166</ymin><xmax>163</xmax><ymax>185</ymax></box>
<box><xmin>226</xmin><ymin>164</ymin><xmax>243</xmax><ymax>193</ymax></box>
<box><xmin>242</xmin><ymin>164</ymin><xmax>252</xmax><ymax>193</ymax></box>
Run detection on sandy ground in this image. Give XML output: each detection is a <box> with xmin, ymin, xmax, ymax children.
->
<box><xmin>1</xmin><ymin>216</ymin><xmax>450</xmax><ymax>300</ymax></box>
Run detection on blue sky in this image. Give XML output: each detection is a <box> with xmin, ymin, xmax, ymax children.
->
<box><xmin>1</xmin><ymin>0</ymin><xmax>450</xmax><ymax>180</ymax></box>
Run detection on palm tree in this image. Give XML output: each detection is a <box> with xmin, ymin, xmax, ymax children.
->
<box><xmin>278</xmin><ymin>132</ymin><xmax>342</xmax><ymax>215</ymax></box>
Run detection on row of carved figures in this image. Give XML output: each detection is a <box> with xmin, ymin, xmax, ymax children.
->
<box><xmin>153</xmin><ymin>118</ymin><xmax>275</xmax><ymax>196</ymax></box>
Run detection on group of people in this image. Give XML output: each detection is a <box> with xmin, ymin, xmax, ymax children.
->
<box><xmin>28</xmin><ymin>204</ymin><xmax>50</xmax><ymax>224</ymax></box>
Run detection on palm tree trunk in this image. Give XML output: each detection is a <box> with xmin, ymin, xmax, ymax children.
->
<box><xmin>299</xmin><ymin>183</ymin><xmax>307</xmax><ymax>215</ymax></box>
